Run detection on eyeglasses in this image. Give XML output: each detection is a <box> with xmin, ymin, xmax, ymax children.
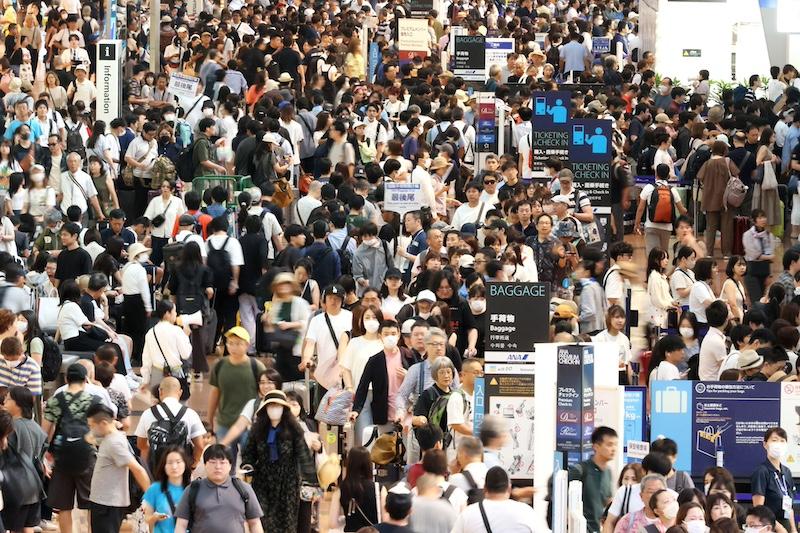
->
<box><xmin>484</xmin><ymin>180</ymin><xmax>496</xmax><ymax>185</ymax></box>
<box><xmin>426</xmin><ymin>342</ymin><xmax>446</xmax><ymax>347</ymax></box>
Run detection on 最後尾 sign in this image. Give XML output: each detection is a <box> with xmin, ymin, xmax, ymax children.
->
<box><xmin>592</xmin><ymin>38</ymin><xmax>611</xmax><ymax>54</ymax></box>
<box><xmin>168</xmin><ymin>72</ymin><xmax>200</xmax><ymax>100</ymax></box>
<box><xmin>383</xmin><ymin>183</ymin><xmax>422</xmax><ymax>215</ymax></box>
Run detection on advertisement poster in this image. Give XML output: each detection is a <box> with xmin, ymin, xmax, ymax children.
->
<box><xmin>398</xmin><ymin>19</ymin><xmax>429</xmax><ymax>51</ymax></box>
<box><xmin>592</xmin><ymin>37</ymin><xmax>611</xmax><ymax>54</ymax></box>
<box><xmin>779</xmin><ymin>382</ymin><xmax>800</xmax><ymax>475</ymax></box>
<box><xmin>568</xmin><ymin>118</ymin><xmax>612</xmax><ymax>209</ymax></box>
<box><xmin>384</xmin><ymin>183</ymin><xmax>422</xmax><ymax>214</ymax></box>
<box><xmin>556</xmin><ymin>345</ymin><xmax>595</xmax><ymax>466</ymax></box>
<box><xmin>485</xmin><ymin>363</ymin><xmax>535</xmax><ymax>479</ymax></box>
<box><xmin>651</xmin><ymin>381</ymin><xmax>780</xmax><ymax>475</ymax></box>
<box><xmin>485</xmin><ymin>38</ymin><xmax>514</xmax><ymax>78</ymax></box>
<box><xmin>623</xmin><ymin>387</ymin><xmax>647</xmax><ymax>462</ymax></box>
<box><xmin>476</xmin><ymin>93</ymin><xmax>497</xmax><ymax>155</ymax></box>
<box><xmin>484</xmin><ymin>282</ymin><xmax>550</xmax><ymax>354</ymax></box>
<box><xmin>529</xmin><ymin>91</ymin><xmax>571</xmax><ymax>178</ymax></box>
<box><xmin>454</xmin><ymin>35</ymin><xmax>486</xmax><ymax>82</ymax></box>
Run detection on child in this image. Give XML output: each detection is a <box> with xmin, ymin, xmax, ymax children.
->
<box><xmin>86</xmin><ymin>403</ymin><xmax>151</xmax><ymax>533</ymax></box>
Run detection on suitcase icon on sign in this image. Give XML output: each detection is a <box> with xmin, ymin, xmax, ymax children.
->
<box><xmin>655</xmin><ymin>386</ymin><xmax>688</xmax><ymax>414</ymax></box>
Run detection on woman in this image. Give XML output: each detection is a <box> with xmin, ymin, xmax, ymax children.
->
<box><xmin>245</xmin><ymin>71</ymin><xmax>267</xmax><ymax>112</ymax></box>
<box><xmin>17</xmin><ymin>310</ymin><xmax>45</xmax><ymax>367</ymax></box>
<box><xmin>93</xmin><ymin>236</ymin><xmax>124</xmax><ymax>287</ymax></box>
<box><xmin>648</xmin><ymin>247</ymin><xmax>678</xmax><ymax>329</ymax></box>
<box><xmin>313</xmin><ymin>112</ymin><xmax>332</xmax><ymax>147</ymax></box>
<box><xmin>43</xmin><ymin>71</ymin><xmax>68</xmax><ymax>113</ymax></box>
<box><xmin>344</xmin><ymin>37</ymin><xmax>366</xmax><ymax>80</ymax></box>
<box><xmin>0</xmin><ymin>407</ymin><xmax>42</xmax><ymax>533</ymax></box>
<box><xmin>141</xmin><ymin>300</ymin><xmax>192</xmax><ymax>389</ymax></box>
<box><xmin>380</xmin><ymin>269</ymin><xmax>411</xmax><ymax>320</ymax></box>
<box><xmin>144</xmin><ymin>180</ymin><xmax>185</xmax><ymax>266</ymax></box>
<box><xmin>142</xmin><ymin>445</ymin><xmax>192</xmax><ymax>533</ymax></box>
<box><xmin>698</xmin><ymin>141</ymin><xmax>739</xmax><ymax>257</ymax></box>
<box><xmin>402</xmin><ymin>117</ymin><xmax>422</xmax><ymax>166</ymax></box>
<box><xmin>86</xmin><ymin>120</ymin><xmax>116</xmax><ymax>175</ymax></box>
<box><xmin>648</xmin><ymin>489</ymin><xmax>679</xmax><ymax>533</ymax></box>
<box><xmin>0</xmin><ymin>139</ymin><xmax>22</xmax><ymax>177</ymax></box>
<box><xmin>57</xmin><ymin>279</ymin><xmax>109</xmax><ymax>351</ymax></box>
<box><xmin>241</xmin><ymin>390</ymin><xmax>317</xmax><ymax>532</ymax></box>
<box><xmin>671</xmin><ymin>246</ymin><xmax>698</xmax><ymax>307</ymax></box>
<box><xmin>755</xmin><ymin>283</ymin><xmax>785</xmax><ymax>325</ymax></box>
<box><xmin>295</xmin><ymin>258</ymin><xmax>320</xmax><ymax>312</ymax></box>
<box><xmin>753</xmin><ymin>127</ymin><xmax>783</xmax><ymax>233</ymax></box>
<box><xmin>168</xmin><ymin>242</ymin><xmax>214</xmax><ymax>376</ymax></box>
<box><xmin>263</xmin><ymin>272</ymin><xmax>311</xmax><ymax>382</ymax></box>
<box><xmin>20</xmin><ymin>11</ymin><xmax>42</xmax><ymax>74</ymax></box>
<box><xmin>721</xmin><ymin>256</ymin><xmax>747</xmax><ymax>323</ymax></box>
<box><xmin>468</xmin><ymin>284</ymin><xmax>487</xmax><ymax>360</ymax></box>
<box><xmin>592</xmin><ymin>305</ymin><xmax>632</xmax><ymax>383</ymax></box>
<box><xmin>219</xmin><ymin>368</ymin><xmax>283</xmax><ymax>450</ymax></box>
<box><xmin>26</xmin><ymin>164</ymin><xmax>55</xmax><ymax>222</ymax></box>
<box><xmin>5</xmin><ymin>386</ymin><xmax>46</xmax><ymax>468</ymax></box>
<box><xmin>331</xmin><ymin>447</ymin><xmax>380</xmax><ymax>531</ymax></box>
<box><xmin>412</xmin><ymin>357</ymin><xmax>457</xmax><ymax>433</ymax></box>
<box><xmin>678</xmin><ymin>311</ymin><xmax>701</xmax><ymax>376</ymax></box>
<box><xmin>743</xmin><ymin>209</ymin><xmax>774</xmax><ymax>302</ymax></box>
<box><xmin>648</xmin><ymin>334</ymin><xmax>687</xmax><ymax>384</ymax></box>
<box><xmin>706</xmin><ymin>493</ymin><xmax>737</xmax><ymax>525</ymax></box>
<box><xmin>87</xmin><ymin>155</ymin><xmax>119</xmax><ymax>219</ymax></box>
<box><xmin>431</xmin><ymin>269</ymin><xmax>477</xmax><ymax>358</ymax></box>
<box><xmin>689</xmin><ymin>257</ymin><xmax>717</xmax><ymax>325</ymax></box>
<box><xmin>676</xmin><ymin>502</ymin><xmax>707</xmax><ymax>533</ymax></box>
<box><xmin>120</xmin><ymin>242</ymin><xmax>153</xmax><ymax>362</ymax></box>
<box><xmin>157</xmin><ymin>123</ymin><xmax>180</xmax><ymax>160</ymax></box>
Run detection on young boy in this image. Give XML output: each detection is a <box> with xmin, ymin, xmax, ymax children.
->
<box><xmin>87</xmin><ymin>404</ymin><xmax>150</xmax><ymax>533</ymax></box>
<box><xmin>406</xmin><ymin>424</ymin><xmax>443</xmax><ymax>488</ymax></box>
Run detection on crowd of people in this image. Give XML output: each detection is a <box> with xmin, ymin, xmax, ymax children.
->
<box><xmin>0</xmin><ymin>0</ymin><xmax>800</xmax><ymax>530</ymax></box>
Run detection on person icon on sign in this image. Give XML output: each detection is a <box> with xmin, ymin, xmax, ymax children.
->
<box><xmin>585</xmin><ymin>127</ymin><xmax>608</xmax><ymax>154</ymax></box>
<box><xmin>547</xmin><ymin>99</ymin><xmax>568</xmax><ymax>124</ymax></box>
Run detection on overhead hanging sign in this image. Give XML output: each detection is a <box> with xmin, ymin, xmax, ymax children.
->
<box><xmin>484</xmin><ymin>282</ymin><xmax>550</xmax><ymax>355</ymax></box>
<box><xmin>529</xmin><ymin>90</ymin><xmax>571</xmax><ymax>179</ymax></box>
<box><xmin>454</xmin><ymin>35</ymin><xmax>486</xmax><ymax>82</ymax></box>
<box><xmin>485</xmin><ymin>38</ymin><xmax>514</xmax><ymax>78</ymax></box>
<box><xmin>398</xmin><ymin>18</ymin><xmax>429</xmax><ymax>52</ymax></box>
<box><xmin>383</xmin><ymin>183</ymin><xmax>422</xmax><ymax>215</ymax></box>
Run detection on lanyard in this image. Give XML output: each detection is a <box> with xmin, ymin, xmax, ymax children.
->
<box><xmin>775</xmin><ymin>470</ymin><xmax>789</xmax><ymax>496</ymax></box>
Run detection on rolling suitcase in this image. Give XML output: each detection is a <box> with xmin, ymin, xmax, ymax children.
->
<box><xmin>732</xmin><ymin>216</ymin><xmax>751</xmax><ymax>257</ymax></box>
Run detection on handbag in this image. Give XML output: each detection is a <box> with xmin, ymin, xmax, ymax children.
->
<box><xmin>122</xmin><ymin>142</ymin><xmax>154</xmax><ymax>187</ymax></box>
<box><xmin>761</xmin><ymin>161</ymin><xmax>778</xmax><ymax>191</ymax></box>
<box><xmin>265</xmin><ymin>300</ymin><xmax>299</xmax><ymax>351</ymax></box>
<box><xmin>153</xmin><ymin>330</ymin><xmax>190</xmax><ymax>401</ymax></box>
<box><xmin>151</xmin><ymin>199</ymin><xmax>172</xmax><ymax>228</ymax></box>
<box><xmin>273</xmin><ymin>178</ymin><xmax>294</xmax><ymax>208</ymax></box>
<box><xmin>314</xmin><ymin>387</ymin><xmax>354</xmax><ymax>426</ymax></box>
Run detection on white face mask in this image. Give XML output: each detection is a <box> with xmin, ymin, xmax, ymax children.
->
<box><xmin>138</xmin><ymin>254</ymin><xmax>149</xmax><ymax>263</ymax></box>
<box><xmin>685</xmin><ymin>520</ymin><xmax>708</xmax><ymax>533</ymax></box>
<box><xmin>660</xmin><ymin>85</ymin><xmax>670</xmax><ymax>95</ymax></box>
<box><xmin>383</xmin><ymin>335</ymin><xmax>399</xmax><ymax>349</ymax></box>
<box><xmin>662</xmin><ymin>501</ymin><xmax>680</xmax><ymax>520</ymax></box>
<box><xmin>266</xmin><ymin>405</ymin><xmax>284</xmax><ymax>422</ymax></box>
<box><xmin>503</xmin><ymin>264</ymin><xmax>516</xmax><ymax>278</ymax></box>
<box><xmin>202</xmin><ymin>108</ymin><xmax>214</xmax><ymax>117</ymax></box>
<box><xmin>16</xmin><ymin>321</ymin><xmax>27</xmax><ymax>334</ymax></box>
<box><xmin>418</xmin><ymin>312</ymin><xmax>431</xmax><ymax>319</ymax></box>
<box><xmin>363</xmin><ymin>319</ymin><xmax>380</xmax><ymax>333</ymax></box>
<box><xmin>164</xmin><ymin>113</ymin><xmax>176</xmax><ymax>122</ymax></box>
<box><xmin>679</xmin><ymin>327</ymin><xmax>694</xmax><ymax>339</ymax></box>
<box><xmin>469</xmin><ymin>299</ymin><xmax>486</xmax><ymax>314</ymax></box>
<box><xmin>30</xmin><ymin>173</ymin><xmax>44</xmax><ymax>184</ymax></box>
<box><xmin>745</xmin><ymin>527</ymin><xmax>766</xmax><ymax>533</ymax></box>
<box><xmin>768</xmin><ymin>442</ymin><xmax>788</xmax><ymax>461</ymax></box>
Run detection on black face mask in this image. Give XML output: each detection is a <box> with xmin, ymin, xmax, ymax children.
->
<box><xmin>159</xmin><ymin>135</ymin><xmax>170</xmax><ymax>143</ymax></box>
<box><xmin>20</xmin><ymin>132</ymin><xmax>30</xmax><ymax>141</ymax></box>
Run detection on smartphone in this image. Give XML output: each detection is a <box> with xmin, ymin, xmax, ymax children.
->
<box><xmin>535</xmin><ymin>96</ymin><xmax>546</xmax><ymax>115</ymax></box>
<box><xmin>573</xmin><ymin>125</ymin><xmax>585</xmax><ymax>145</ymax></box>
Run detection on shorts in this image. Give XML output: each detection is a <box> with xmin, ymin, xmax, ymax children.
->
<box><xmin>1</xmin><ymin>502</ymin><xmax>41</xmax><ymax>530</ymax></box>
<box><xmin>89</xmin><ymin>503</ymin><xmax>126</xmax><ymax>533</ymax></box>
<box><xmin>47</xmin><ymin>461</ymin><xmax>95</xmax><ymax>511</ymax></box>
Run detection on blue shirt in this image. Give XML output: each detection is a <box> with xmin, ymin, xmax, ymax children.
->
<box><xmin>782</xmin><ymin>125</ymin><xmax>800</xmax><ymax>171</ymax></box>
<box><xmin>4</xmin><ymin>119</ymin><xmax>43</xmax><ymax>142</ymax></box>
<box><xmin>143</xmin><ymin>482</ymin><xmax>186</xmax><ymax>533</ymax></box>
<box><xmin>560</xmin><ymin>40</ymin><xmax>589</xmax><ymax>73</ymax></box>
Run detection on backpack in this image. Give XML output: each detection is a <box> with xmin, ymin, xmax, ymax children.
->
<box><xmin>430</xmin><ymin>125</ymin><xmax>449</xmax><ymax>157</ymax></box>
<box><xmin>187</xmin><ymin>477</ymin><xmax>250</xmax><ymax>530</ymax></box>
<box><xmin>326</xmin><ymin>236</ymin><xmax>353</xmax><ymax>276</ymax></box>
<box><xmin>146</xmin><ymin>403</ymin><xmax>190</xmax><ymax>469</ymax></box>
<box><xmin>647</xmin><ymin>183</ymin><xmax>675</xmax><ymax>224</ymax></box>
<box><xmin>39</xmin><ymin>335</ymin><xmax>62</xmax><ymax>383</ymax></box>
<box><xmin>66</xmin><ymin>123</ymin><xmax>85</xmax><ymax>160</ymax></box>
<box><xmin>683</xmin><ymin>143</ymin><xmax>711</xmax><ymax>182</ymax></box>
<box><xmin>636</xmin><ymin>146</ymin><xmax>656</xmax><ymax>176</ymax></box>
<box><xmin>461</xmin><ymin>470</ymin><xmax>485</xmax><ymax>505</ymax></box>
<box><xmin>162</xmin><ymin>233</ymin><xmax>193</xmax><ymax>278</ymax></box>
<box><xmin>461</xmin><ymin>123</ymin><xmax>474</xmax><ymax>162</ymax></box>
<box><xmin>151</xmin><ymin>156</ymin><xmax>177</xmax><ymax>189</ymax></box>
<box><xmin>175</xmin><ymin>140</ymin><xmax>198</xmax><ymax>182</ymax></box>
<box><xmin>427</xmin><ymin>388</ymin><xmax>467</xmax><ymax>449</ymax></box>
<box><xmin>175</xmin><ymin>265</ymin><xmax>208</xmax><ymax>315</ymax></box>
<box><xmin>175</xmin><ymin>120</ymin><xmax>193</xmax><ymax>149</ymax></box>
<box><xmin>723</xmin><ymin>172</ymin><xmax>748</xmax><ymax>209</ymax></box>
<box><xmin>207</xmin><ymin>237</ymin><xmax>233</xmax><ymax>292</ymax></box>
<box><xmin>50</xmin><ymin>392</ymin><xmax>94</xmax><ymax>475</ymax></box>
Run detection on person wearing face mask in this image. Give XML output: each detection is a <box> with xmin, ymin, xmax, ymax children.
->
<box><xmin>743</xmin><ymin>209</ymin><xmax>775</xmax><ymax>302</ymax></box>
<box><xmin>654</xmin><ymin>78</ymin><xmax>674</xmax><ymax>112</ymax></box>
<box><xmin>467</xmin><ymin>284</ymin><xmax>486</xmax><ymax>360</ymax></box>
<box><xmin>647</xmin><ymin>489</ymin><xmax>679</xmax><ymax>533</ymax></box>
<box><xmin>676</xmin><ymin>502</ymin><xmax>709</xmax><ymax>533</ymax></box>
<box><xmin>0</xmin><ymin>336</ymin><xmax>42</xmax><ymax>398</ymax></box>
<box><xmin>241</xmin><ymin>389</ymin><xmax>317</xmax><ymax>532</ymax></box>
<box><xmin>752</xmin><ymin>427</ymin><xmax>797</xmax><ymax>532</ymax></box>
<box><xmin>612</xmin><ymin>474</ymin><xmax>668</xmax><ymax>533</ymax></box>
<box><xmin>353</xmin><ymin>223</ymin><xmax>391</xmax><ymax>297</ymax></box>
<box><xmin>745</xmin><ymin>505</ymin><xmax>777</xmax><ymax>533</ymax></box>
<box><xmin>120</xmin><ymin>242</ymin><xmax>153</xmax><ymax>362</ymax></box>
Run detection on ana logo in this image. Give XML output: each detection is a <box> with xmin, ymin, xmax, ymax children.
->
<box><xmin>695</xmin><ymin>383</ymin><xmax>706</xmax><ymax>394</ymax></box>
<box><xmin>559</xmin><ymin>411</ymin><xmax>578</xmax><ymax>423</ymax></box>
<box><xmin>507</xmin><ymin>353</ymin><xmax>529</xmax><ymax>361</ymax></box>
<box><xmin>559</xmin><ymin>426</ymin><xmax>578</xmax><ymax>437</ymax></box>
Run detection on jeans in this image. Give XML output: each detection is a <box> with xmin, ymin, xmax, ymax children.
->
<box><xmin>238</xmin><ymin>293</ymin><xmax>259</xmax><ymax>352</ymax></box>
<box><xmin>215</xmin><ymin>424</ymin><xmax>250</xmax><ymax>474</ymax></box>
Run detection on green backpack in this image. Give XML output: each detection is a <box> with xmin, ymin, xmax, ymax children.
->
<box><xmin>428</xmin><ymin>388</ymin><xmax>468</xmax><ymax>449</ymax></box>
<box><xmin>151</xmin><ymin>156</ymin><xmax>177</xmax><ymax>189</ymax></box>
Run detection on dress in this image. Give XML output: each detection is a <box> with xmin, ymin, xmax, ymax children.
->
<box><xmin>241</xmin><ymin>425</ymin><xmax>317</xmax><ymax>532</ymax></box>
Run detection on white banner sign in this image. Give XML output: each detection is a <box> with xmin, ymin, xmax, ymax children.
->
<box><xmin>485</xmin><ymin>38</ymin><xmax>514</xmax><ymax>78</ymax></box>
<box><xmin>96</xmin><ymin>40</ymin><xmax>122</xmax><ymax>133</ymax></box>
<box><xmin>384</xmin><ymin>183</ymin><xmax>422</xmax><ymax>214</ymax></box>
<box><xmin>398</xmin><ymin>18</ymin><xmax>429</xmax><ymax>52</ymax></box>
<box><xmin>168</xmin><ymin>72</ymin><xmax>200</xmax><ymax>100</ymax></box>
<box><xmin>626</xmin><ymin>440</ymin><xmax>650</xmax><ymax>459</ymax></box>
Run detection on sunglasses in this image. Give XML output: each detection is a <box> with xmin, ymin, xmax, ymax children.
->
<box><xmin>484</xmin><ymin>180</ymin><xmax>496</xmax><ymax>185</ymax></box>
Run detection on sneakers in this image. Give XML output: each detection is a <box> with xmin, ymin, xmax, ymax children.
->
<box><xmin>38</xmin><ymin>520</ymin><xmax>58</xmax><ymax>531</ymax></box>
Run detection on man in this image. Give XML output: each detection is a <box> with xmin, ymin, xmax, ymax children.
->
<box><xmin>364</xmin><ymin>103</ymin><xmax>389</xmax><ymax>161</ymax></box>
<box><xmin>411</xmin><ymin>228</ymin><xmax>445</xmax><ymax>280</ymax></box>
<box><xmin>559</xmin><ymin>32</ymin><xmax>591</xmax><ymax>79</ymax></box>
<box><xmin>1</xmin><ymin>265</ymin><xmax>32</xmax><ymax>313</ymax></box>
<box><xmin>206</xmin><ymin>216</ymin><xmax>244</xmax><ymax>338</ymax></box>
<box><xmin>296</xmin><ymin>180</ymin><xmax>322</xmax><ymax>226</ymax></box>
<box><xmin>55</xmin><ymin>222</ymin><xmax>92</xmax><ymax>286</ymax></box>
<box><xmin>173</xmin><ymin>191</ymin><xmax>212</xmax><ymax>239</ymax></box>
<box><xmin>512</xmin><ymin>200</ymin><xmax>537</xmax><ymax>239</ymax></box>
<box><xmin>776</xmin><ymin>249</ymin><xmax>800</xmax><ymax>305</ymax></box>
<box><xmin>100</xmin><ymin>209</ymin><xmax>136</xmax><ymax>248</ymax></box>
<box><xmin>61</xmin><ymin>152</ymin><xmax>104</xmax><ymax>222</ymax></box>
<box><xmin>194</xmin><ymin>117</ymin><xmax>227</xmax><ymax>177</ymax></box>
<box><xmin>375</xmin><ymin>483</ymin><xmax>415</xmax><ymax>533</ymax></box>
<box><xmin>66</xmin><ymin>65</ymin><xmax>96</xmax><ymax>108</ymax></box>
<box><xmin>745</xmin><ymin>348</ymin><xmax>790</xmax><ymax>382</ymax></box>
<box><xmin>301</xmin><ymin>220</ymin><xmax>341</xmax><ymax>291</ymax></box>
<box><xmin>451</xmin><ymin>466</ymin><xmax>543</xmax><ymax>532</ymax></box>
<box><xmin>650</xmin><ymin>438</ymin><xmax>695</xmax><ymax>492</ymax></box>
<box><xmin>301</xmin><ymin>285</ymin><xmax>352</xmax><ymax>404</ymax></box>
<box><xmin>60</xmin><ymin>33</ymin><xmax>91</xmax><ymax>74</ymax></box>
<box><xmin>4</xmin><ymin>99</ymin><xmax>43</xmax><ymax>142</ymax></box>
<box><xmin>327</xmin><ymin>210</ymin><xmax>357</xmax><ymax>257</ymax></box>
<box><xmin>569</xmin><ymin>426</ymin><xmax>618</xmax><ymax>533</ymax></box>
<box><xmin>0</xmin><ymin>336</ymin><xmax>42</xmax><ymax>395</ymax></box>
<box><xmin>451</xmin><ymin>181</ymin><xmax>489</xmax><ymax>232</ymax></box>
<box><xmin>603</xmin><ymin>241</ymin><xmax>634</xmax><ymax>308</ymax></box>
<box><xmin>207</xmin><ymin>327</ymin><xmax>266</xmax><ymax>466</ymax></box>
<box><xmin>398</xmin><ymin>210</ymin><xmax>428</xmax><ymax>284</ymax></box>
<box><xmin>86</xmin><ymin>404</ymin><xmax>151</xmax><ymax>533</ymax></box>
<box><xmin>746</xmin><ymin>506</ymin><xmax>778</xmax><ymax>533</ymax></box>
<box><xmin>134</xmin><ymin>377</ymin><xmax>205</xmax><ymax>469</ymax></box>
<box><xmin>174</xmin><ymin>445</ymin><xmax>264</xmax><ymax>533</ymax></box>
<box><xmin>42</xmin><ymin>363</ymin><xmax>105</xmax><ymax>533</ymax></box>
<box><xmin>408</xmin><ymin>473</ymin><xmax>459</xmax><ymax>533</ymax></box>
<box><xmin>602</xmin><ymin>452</ymin><xmax>674</xmax><ymax>533</ymax></box>
<box><xmin>752</xmin><ymin>427</ymin><xmax>796</xmax><ymax>533</ymax></box>
<box><xmin>125</xmin><ymin>121</ymin><xmax>159</xmax><ymax>216</ymax></box>
<box><xmin>635</xmin><ymin>163</ymin><xmax>687</xmax><ymax>255</ymax></box>
<box><xmin>173</xmin><ymin>214</ymin><xmax>207</xmax><ymax>258</ymax></box>
<box><xmin>449</xmin><ymin>436</ymin><xmax>488</xmax><ymax>499</ymax></box>
<box><xmin>698</xmin><ymin>300</ymin><xmax>729</xmax><ymax>381</ymax></box>
<box><xmin>612</xmin><ymin>474</ymin><xmax>669</xmax><ymax>533</ymax></box>
<box><xmin>447</xmin><ymin>359</ymin><xmax>482</xmax><ymax>454</ymax></box>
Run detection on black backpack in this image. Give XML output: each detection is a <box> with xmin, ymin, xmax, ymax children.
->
<box><xmin>430</xmin><ymin>125</ymin><xmax>449</xmax><ymax>157</ymax></box>
<box><xmin>66</xmin><ymin>123</ymin><xmax>85</xmax><ymax>160</ymax></box>
<box><xmin>162</xmin><ymin>233</ymin><xmax>193</xmax><ymax>277</ymax></box>
<box><xmin>462</xmin><ymin>470</ymin><xmax>485</xmax><ymax>505</ymax></box>
<box><xmin>50</xmin><ymin>392</ymin><xmax>95</xmax><ymax>475</ymax></box>
<box><xmin>39</xmin><ymin>335</ymin><xmax>62</xmax><ymax>383</ymax></box>
<box><xmin>313</xmin><ymin>138</ymin><xmax>333</xmax><ymax>179</ymax></box>
<box><xmin>636</xmin><ymin>146</ymin><xmax>657</xmax><ymax>176</ymax></box>
<box><xmin>326</xmin><ymin>236</ymin><xmax>353</xmax><ymax>276</ymax></box>
<box><xmin>176</xmin><ymin>140</ymin><xmax>199</xmax><ymax>183</ymax></box>
<box><xmin>175</xmin><ymin>266</ymin><xmax>208</xmax><ymax>315</ymax></box>
<box><xmin>683</xmin><ymin>144</ymin><xmax>711</xmax><ymax>182</ymax></box>
<box><xmin>207</xmin><ymin>237</ymin><xmax>233</xmax><ymax>292</ymax></box>
<box><xmin>146</xmin><ymin>403</ymin><xmax>190</xmax><ymax>469</ymax></box>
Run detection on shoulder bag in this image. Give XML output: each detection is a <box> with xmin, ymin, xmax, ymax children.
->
<box><xmin>122</xmin><ymin>141</ymin><xmax>154</xmax><ymax>187</ymax></box>
<box><xmin>153</xmin><ymin>329</ymin><xmax>190</xmax><ymax>400</ymax></box>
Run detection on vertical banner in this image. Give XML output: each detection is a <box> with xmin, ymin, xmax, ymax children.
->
<box><xmin>529</xmin><ymin>91</ymin><xmax>571</xmax><ymax>179</ymax></box>
<box><xmin>623</xmin><ymin>387</ymin><xmax>647</xmax><ymax>462</ymax></box>
<box><xmin>476</xmin><ymin>93</ymin><xmax>497</xmax><ymax>167</ymax></box>
<box><xmin>485</xmin><ymin>38</ymin><xmax>514</xmax><ymax>78</ymax></box>
<box><xmin>568</xmin><ymin>118</ymin><xmax>613</xmax><ymax>209</ymax></box>
<box><xmin>96</xmin><ymin>40</ymin><xmax>123</xmax><ymax>133</ymax></box>
<box><xmin>368</xmin><ymin>42</ymin><xmax>380</xmax><ymax>83</ymax></box>
<box><xmin>556</xmin><ymin>345</ymin><xmax>595</xmax><ymax>466</ymax></box>
<box><xmin>484</xmin><ymin>282</ymin><xmax>550</xmax><ymax>361</ymax></box>
<box><xmin>473</xmin><ymin>376</ymin><xmax>485</xmax><ymax>437</ymax></box>
<box><xmin>454</xmin><ymin>35</ymin><xmax>486</xmax><ymax>82</ymax></box>
<box><xmin>484</xmin><ymin>363</ymin><xmax>536</xmax><ymax>479</ymax></box>
<box><xmin>781</xmin><ymin>382</ymin><xmax>800</xmax><ymax>475</ymax></box>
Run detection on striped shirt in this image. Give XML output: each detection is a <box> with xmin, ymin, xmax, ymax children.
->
<box><xmin>0</xmin><ymin>356</ymin><xmax>42</xmax><ymax>396</ymax></box>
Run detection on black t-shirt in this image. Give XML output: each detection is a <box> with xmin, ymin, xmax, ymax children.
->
<box><xmin>239</xmin><ymin>232</ymin><xmax>269</xmax><ymax>295</ymax></box>
<box><xmin>55</xmin><ymin>247</ymin><xmax>93</xmax><ymax>281</ymax></box>
<box><xmin>302</xmin><ymin>49</ymin><xmax>324</xmax><ymax>85</ymax></box>
<box><xmin>375</xmin><ymin>524</ymin><xmax>415</xmax><ymax>533</ymax></box>
<box><xmin>273</xmin><ymin>48</ymin><xmax>302</xmax><ymax>82</ymax></box>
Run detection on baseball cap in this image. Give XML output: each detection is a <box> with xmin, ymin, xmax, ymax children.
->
<box><xmin>458</xmin><ymin>254</ymin><xmax>475</xmax><ymax>269</ymax></box>
<box><xmin>178</xmin><ymin>214</ymin><xmax>196</xmax><ymax>226</ymax></box>
<box><xmin>324</xmin><ymin>284</ymin><xmax>345</xmax><ymax>298</ymax></box>
<box><xmin>553</xmin><ymin>303</ymin><xmax>578</xmax><ymax>320</ymax></box>
<box><xmin>416</xmin><ymin>289</ymin><xmax>436</xmax><ymax>303</ymax></box>
<box><xmin>551</xmin><ymin>195</ymin><xmax>571</xmax><ymax>205</ymax></box>
<box><xmin>386</xmin><ymin>267</ymin><xmax>402</xmax><ymax>279</ymax></box>
<box><xmin>225</xmin><ymin>326</ymin><xmax>251</xmax><ymax>343</ymax></box>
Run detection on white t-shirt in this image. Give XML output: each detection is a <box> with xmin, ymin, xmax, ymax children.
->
<box><xmin>144</xmin><ymin>195</ymin><xmax>186</xmax><ymax>239</ymax></box>
<box><xmin>518</xmin><ymin>133</ymin><xmax>534</xmax><ymax>181</ymax></box>
<box><xmin>650</xmin><ymin>361</ymin><xmax>680</xmax><ymax>386</ymax></box>
<box><xmin>688</xmin><ymin>281</ymin><xmax>715</xmax><ymax>323</ymax></box>
<box><xmin>280</xmin><ymin>119</ymin><xmax>304</xmax><ymax>166</ymax></box>
<box><xmin>451</xmin><ymin>498</ymin><xmax>543</xmax><ymax>533</ymax></box>
<box><xmin>451</xmin><ymin>202</ymin><xmax>488</xmax><ymax>231</ymax></box>
<box><xmin>340</xmin><ymin>336</ymin><xmax>384</xmax><ymax>391</ymax></box>
<box><xmin>60</xmin><ymin>169</ymin><xmax>98</xmax><ymax>213</ymax></box>
<box><xmin>640</xmin><ymin>181</ymin><xmax>682</xmax><ymax>231</ymax></box>
<box><xmin>305</xmin><ymin>310</ymin><xmax>353</xmax><ymax>391</ymax></box>
<box><xmin>670</xmin><ymin>268</ymin><xmax>696</xmax><ymax>306</ymax></box>
<box><xmin>238</xmin><ymin>398</ymin><xmax>260</xmax><ymax>424</ymax></box>
<box><xmin>174</xmin><ymin>230</ymin><xmax>207</xmax><ymax>258</ymax></box>
<box><xmin>446</xmin><ymin>388</ymin><xmax>472</xmax><ymax>451</ymax></box>
<box><xmin>133</xmin><ymin>397</ymin><xmax>206</xmax><ymax>443</ymax></box>
<box><xmin>608</xmin><ymin>485</ymin><xmax>678</xmax><ymax>519</ymax></box>
<box><xmin>296</xmin><ymin>196</ymin><xmax>321</xmax><ymax>226</ymax></box>
<box><xmin>206</xmin><ymin>233</ymin><xmax>244</xmax><ymax>266</ymax></box>
<box><xmin>603</xmin><ymin>266</ymin><xmax>626</xmax><ymax>310</ymax></box>
<box><xmin>592</xmin><ymin>329</ymin><xmax>632</xmax><ymax>368</ymax></box>
<box><xmin>57</xmin><ymin>300</ymin><xmax>89</xmax><ymax>341</ymax></box>
<box><xmin>247</xmin><ymin>207</ymin><xmax>282</xmax><ymax>259</ymax></box>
